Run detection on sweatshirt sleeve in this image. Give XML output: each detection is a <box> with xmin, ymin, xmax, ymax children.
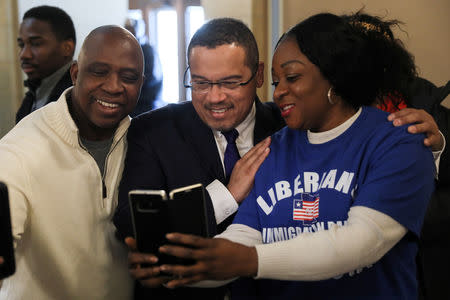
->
<box><xmin>255</xmin><ymin>206</ymin><xmax>406</xmax><ymax>281</ymax></box>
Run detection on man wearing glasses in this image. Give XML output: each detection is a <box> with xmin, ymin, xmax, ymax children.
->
<box><xmin>114</xmin><ymin>18</ymin><xmax>285</xmax><ymax>299</ymax></box>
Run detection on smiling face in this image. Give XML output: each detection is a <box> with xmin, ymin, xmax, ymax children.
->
<box><xmin>70</xmin><ymin>28</ymin><xmax>143</xmax><ymax>140</ymax></box>
<box><xmin>272</xmin><ymin>37</ymin><xmax>340</xmax><ymax>132</ymax></box>
<box><xmin>18</xmin><ymin>18</ymin><xmax>73</xmax><ymax>81</ymax></box>
<box><xmin>189</xmin><ymin>44</ymin><xmax>263</xmax><ymax>132</ymax></box>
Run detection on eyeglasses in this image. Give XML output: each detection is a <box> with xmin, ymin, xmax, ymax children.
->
<box><xmin>183</xmin><ymin>66</ymin><xmax>257</xmax><ymax>94</ymax></box>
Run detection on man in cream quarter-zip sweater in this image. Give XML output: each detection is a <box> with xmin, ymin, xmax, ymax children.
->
<box><xmin>0</xmin><ymin>25</ymin><xmax>144</xmax><ymax>300</ymax></box>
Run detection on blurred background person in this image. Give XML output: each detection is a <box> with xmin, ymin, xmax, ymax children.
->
<box><xmin>125</xmin><ymin>17</ymin><xmax>164</xmax><ymax>117</ymax></box>
<box><xmin>16</xmin><ymin>5</ymin><xmax>75</xmax><ymax>123</ymax></box>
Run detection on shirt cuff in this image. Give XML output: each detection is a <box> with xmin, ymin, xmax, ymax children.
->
<box><xmin>206</xmin><ymin>179</ymin><xmax>239</xmax><ymax>224</ymax></box>
<box><xmin>432</xmin><ymin>130</ymin><xmax>446</xmax><ymax>178</ymax></box>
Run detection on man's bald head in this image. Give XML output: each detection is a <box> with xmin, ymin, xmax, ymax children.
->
<box><xmin>69</xmin><ymin>25</ymin><xmax>144</xmax><ymax>141</ymax></box>
<box><xmin>78</xmin><ymin>25</ymin><xmax>143</xmax><ymax>72</ymax></box>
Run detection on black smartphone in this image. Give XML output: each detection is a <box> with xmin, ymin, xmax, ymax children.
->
<box><xmin>168</xmin><ymin>183</ymin><xmax>209</xmax><ymax>238</ymax></box>
<box><xmin>129</xmin><ymin>183</ymin><xmax>209</xmax><ymax>265</ymax></box>
<box><xmin>0</xmin><ymin>182</ymin><xmax>16</xmax><ymax>279</ymax></box>
<box><xmin>129</xmin><ymin>190</ymin><xmax>169</xmax><ymax>258</ymax></box>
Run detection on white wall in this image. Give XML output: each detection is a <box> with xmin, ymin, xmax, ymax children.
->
<box><xmin>202</xmin><ymin>0</ymin><xmax>253</xmax><ymax>27</ymax></box>
<box><xmin>18</xmin><ymin>0</ymin><xmax>129</xmax><ymax>59</ymax></box>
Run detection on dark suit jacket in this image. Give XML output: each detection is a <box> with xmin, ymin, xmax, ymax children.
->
<box><xmin>16</xmin><ymin>69</ymin><xmax>73</xmax><ymax>123</ymax></box>
<box><xmin>114</xmin><ymin>98</ymin><xmax>284</xmax><ymax>300</ymax></box>
<box><xmin>409</xmin><ymin>78</ymin><xmax>450</xmax><ymax>300</ymax></box>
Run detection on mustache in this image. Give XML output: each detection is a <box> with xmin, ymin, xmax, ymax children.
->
<box><xmin>20</xmin><ymin>61</ymin><xmax>37</xmax><ymax>68</ymax></box>
<box><xmin>204</xmin><ymin>103</ymin><xmax>233</xmax><ymax>110</ymax></box>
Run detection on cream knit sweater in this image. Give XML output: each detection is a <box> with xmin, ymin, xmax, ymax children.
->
<box><xmin>0</xmin><ymin>89</ymin><xmax>133</xmax><ymax>300</ymax></box>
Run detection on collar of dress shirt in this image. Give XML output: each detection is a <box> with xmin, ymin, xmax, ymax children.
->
<box><xmin>36</xmin><ymin>61</ymin><xmax>73</xmax><ymax>102</ymax></box>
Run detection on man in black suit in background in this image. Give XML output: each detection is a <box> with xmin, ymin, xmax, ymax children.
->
<box><xmin>114</xmin><ymin>18</ymin><xmax>285</xmax><ymax>299</ymax></box>
<box><xmin>124</xmin><ymin>18</ymin><xmax>164</xmax><ymax>116</ymax></box>
<box><xmin>407</xmin><ymin>77</ymin><xmax>450</xmax><ymax>300</ymax></box>
<box><xmin>16</xmin><ymin>5</ymin><xmax>75</xmax><ymax>123</ymax></box>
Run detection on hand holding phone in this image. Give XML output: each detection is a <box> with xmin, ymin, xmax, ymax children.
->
<box><xmin>129</xmin><ymin>183</ymin><xmax>209</xmax><ymax>266</ymax></box>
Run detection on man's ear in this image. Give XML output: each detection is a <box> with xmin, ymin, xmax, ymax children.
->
<box><xmin>70</xmin><ymin>61</ymin><xmax>78</xmax><ymax>86</ymax></box>
<box><xmin>255</xmin><ymin>62</ymin><xmax>264</xmax><ymax>88</ymax></box>
<box><xmin>62</xmin><ymin>40</ymin><xmax>75</xmax><ymax>58</ymax></box>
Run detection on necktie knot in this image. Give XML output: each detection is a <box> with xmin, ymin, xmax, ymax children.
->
<box><xmin>222</xmin><ymin>129</ymin><xmax>239</xmax><ymax>144</ymax></box>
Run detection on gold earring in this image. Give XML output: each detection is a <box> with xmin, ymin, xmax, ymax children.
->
<box><xmin>327</xmin><ymin>87</ymin><xmax>334</xmax><ymax>105</ymax></box>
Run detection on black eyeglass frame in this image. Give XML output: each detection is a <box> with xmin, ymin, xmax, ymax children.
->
<box><xmin>183</xmin><ymin>66</ymin><xmax>258</xmax><ymax>91</ymax></box>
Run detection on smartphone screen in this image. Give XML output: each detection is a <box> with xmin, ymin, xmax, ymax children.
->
<box><xmin>0</xmin><ymin>182</ymin><xmax>15</xmax><ymax>279</ymax></box>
